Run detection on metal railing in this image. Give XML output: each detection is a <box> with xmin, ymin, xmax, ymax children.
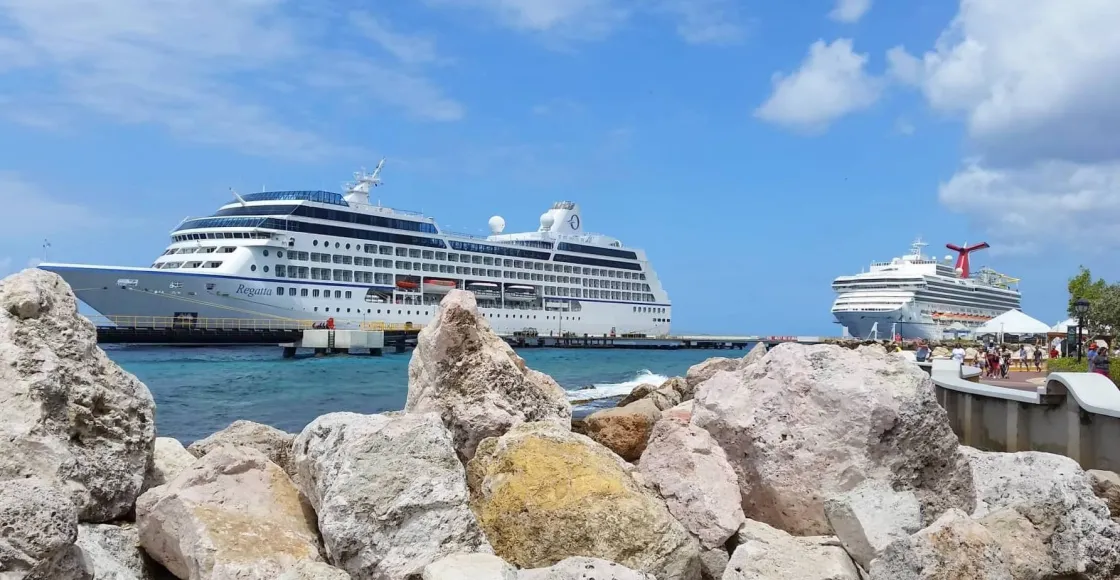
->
<box><xmin>359</xmin><ymin>321</ymin><xmax>424</xmax><ymax>332</ymax></box>
<box><xmin>89</xmin><ymin>315</ymin><xmax>313</xmax><ymax>331</ymax></box>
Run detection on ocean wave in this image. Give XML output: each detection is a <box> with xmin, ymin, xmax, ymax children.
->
<box><xmin>566</xmin><ymin>369</ymin><xmax>668</xmax><ymax>402</ymax></box>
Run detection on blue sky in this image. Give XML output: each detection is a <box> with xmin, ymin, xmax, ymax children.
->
<box><xmin>1</xmin><ymin>0</ymin><xmax>1116</xmax><ymax>335</ymax></box>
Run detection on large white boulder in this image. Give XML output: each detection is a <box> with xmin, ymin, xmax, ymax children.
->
<box><xmin>724</xmin><ymin>519</ymin><xmax>860</xmax><ymax>580</ymax></box>
<box><xmin>405</xmin><ymin>290</ymin><xmax>572</xmax><ymax>460</ymax></box>
<box><xmin>692</xmin><ymin>343</ymin><xmax>975</xmax><ymax>535</ymax></box>
<box><xmin>136</xmin><ymin>445</ymin><xmax>323</xmax><ymax>580</ymax></box>
<box><xmin>0</xmin><ymin>269</ymin><xmax>156</xmax><ymax>522</ymax></box>
<box><xmin>276</xmin><ymin>561</ymin><xmax>352</xmax><ymax>579</ymax></box>
<box><xmin>187</xmin><ymin>420</ymin><xmax>296</xmax><ymax>476</ymax></box>
<box><xmin>422</xmin><ymin>553</ymin><xmax>516</xmax><ymax>580</ymax></box>
<box><xmin>0</xmin><ymin>477</ymin><xmax>89</xmax><ymax>579</ymax></box>
<box><xmin>517</xmin><ymin>557</ymin><xmax>654</xmax><ymax>580</ymax></box>
<box><xmin>868</xmin><ymin>509</ymin><xmax>1012</xmax><ymax>580</ymax></box>
<box><xmin>963</xmin><ymin>447</ymin><xmax>1120</xmax><ymax>578</ymax></box>
<box><xmin>638</xmin><ymin>419</ymin><xmax>744</xmax><ymax>549</ymax></box>
<box><xmin>292</xmin><ymin>411</ymin><xmax>491</xmax><ymax>579</ymax></box>
<box><xmin>823</xmin><ymin>479</ymin><xmax>922</xmax><ymax>570</ymax></box>
<box><xmin>142</xmin><ymin>437</ymin><xmax>196</xmax><ymax>492</ymax></box>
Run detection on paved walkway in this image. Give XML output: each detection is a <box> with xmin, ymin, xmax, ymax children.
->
<box><xmin>979</xmin><ymin>370</ymin><xmax>1047</xmax><ymax>391</ymax></box>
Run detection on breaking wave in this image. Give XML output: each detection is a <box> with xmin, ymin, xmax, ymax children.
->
<box><xmin>566</xmin><ymin>369</ymin><xmax>669</xmax><ymax>403</ymax></box>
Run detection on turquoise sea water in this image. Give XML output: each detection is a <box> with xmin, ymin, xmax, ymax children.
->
<box><xmin>104</xmin><ymin>346</ymin><xmax>740</xmax><ymax>444</ymax></box>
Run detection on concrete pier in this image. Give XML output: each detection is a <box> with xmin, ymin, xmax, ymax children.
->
<box><xmin>280</xmin><ymin>329</ymin><xmax>385</xmax><ymax>358</ymax></box>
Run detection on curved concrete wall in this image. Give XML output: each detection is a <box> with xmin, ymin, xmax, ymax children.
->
<box><xmin>929</xmin><ymin>360</ymin><xmax>1120</xmax><ymax>471</ymax></box>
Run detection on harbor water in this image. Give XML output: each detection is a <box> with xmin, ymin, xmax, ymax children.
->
<box><xmin>105</xmin><ymin>346</ymin><xmax>741</xmax><ymax>443</ymax></box>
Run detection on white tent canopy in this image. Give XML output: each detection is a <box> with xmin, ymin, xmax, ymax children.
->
<box><xmin>976</xmin><ymin>309</ymin><xmax>1051</xmax><ymax>335</ymax></box>
<box><xmin>1051</xmin><ymin>318</ymin><xmax>1076</xmax><ymax>332</ymax></box>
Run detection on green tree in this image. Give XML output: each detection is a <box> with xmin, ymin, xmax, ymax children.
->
<box><xmin>1067</xmin><ymin>266</ymin><xmax>1108</xmax><ymax>318</ymax></box>
<box><xmin>1088</xmin><ymin>284</ymin><xmax>1120</xmax><ymax>336</ymax></box>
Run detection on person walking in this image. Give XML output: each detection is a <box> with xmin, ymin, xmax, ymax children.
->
<box><xmin>916</xmin><ymin>342</ymin><xmax>931</xmax><ymax>362</ymax></box>
<box><xmin>1091</xmin><ymin>347</ymin><xmax>1111</xmax><ymax>379</ymax></box>
<box><xmin>1033</xmin><ymin>346</ymin><xmax>1043</xmax><ymax>372</ymax></box>
<box><xmin>1018</xmin><ymin>345</ymin><xmax>1028</xmax><ymax>370</ymax></box>
<box><xmin>1000</xmin><ymin>346</ymin><xmax>1011</xmax><ymax>379</ymax></box>
<box><xmin>951</xmin><ymin>344</ymin><xmax>965</xmax><ymax>364</ymax></box>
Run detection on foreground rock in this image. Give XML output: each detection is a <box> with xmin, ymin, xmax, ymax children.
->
<box><xmin>725</xmin><ymin>519</ymin><xmax>859</xmax><ymax>580</ymax></box>
<box><xmin>1087</xmin><ymin>469</ymin><xmax>1120</xmax><ymax>518</ymax></box>
<box><xmin>467</xmin><ymin>422</ymin><xmax>700</xmax><ymax>579</ymax></box>
<box><xmin>583</xmin><ymin>398</ymin><xmax>661</xmax><ymax>461</ymax></box>
<box><xmin>618</xmin><ymin>380</ymin><xmax>683</xmax><ymax>411</ymax></box>
<box><xmin>187</xmin><ymin>420</ymin><xmax>296</xmax><ymax>476</ymax></box>
<box><xmin>869</xmin><ymin>509</ymin><xmax>1010</xmax><ymax>580</ymax></box>
<box><xmin>518</xmin><ymin>557</ymin><xmax>654</xmax><ymax>579</ymax></box>
<box><xmin>0</xmin><ymin>269</ymin><xmax>156</xmax><ymax>522</ymax></box>
<box><xmin>823</xmin><ymin>479</ymin><xmax>922</xmax><ymax>570</ymax></box>
<box><xmin>405</xmin><ymin>290</ymin><xmax>572</xmax><ymax>460</ymax></box>
<box><xmin>276</xmin><ymin>561</ymin><xmax>353</xmax><ymax>580</ymax></box>
<box><xmin>0</xmin><ymin>477</ymin><xmax>87</xmax><ymax>579</ymax></box>
<box><xmin>143</xmin><ymin>437</ymin><xmax>197</xmax><ymax>492</ymax></box>
<box><xmin>422</xmin><ymin>553</ymin><xmax>516</xmax><ymax>580</ymax></box>
<box><xmin>293</xmin><ymin>411</ymin><xmax>491</xmax><ymax>579</ymax></box>
<box><xmin>964</xmin><ymin>447</ymin><xmax>1120</xmax><ymax>578</ymax></box>
<box><xmin>684</xmin><ymin>357</ymin><xmax>740</xmax><ymax>393</ymax></box>
<box><xmin>638</xmin><ymin>419</ymin><xmax>744</xmax><ymax>549</ymax></box>
<box><xmin>617</xmin><ymin>383</ymin><xmax>658</xmax><ymax>407</ymax></box>
<box><xmin>76</xmin><ymin>523</ymin><xmax>169</xmax><ymax>580</ymax></box>
<box><xmin>136</xmin><ymin>446</ymin><xmax>322</xmax><ymax>579</ymax></box>
<box><xmin>692</xmin><ymin>343</ymin><xmax>974</xmax><ymax>535</ymax></box>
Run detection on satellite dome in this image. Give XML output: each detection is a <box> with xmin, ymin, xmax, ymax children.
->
<box><xmin>944</xmin><ymin>255</ymin><xmax>953</xmax><ymax>262</ymax></box>
<box><xmin>488</xmin><ymin>215</ymin><xmax>506</xmax><ymax>234</ymax></box>
<box><xmin>540</xmin><ymin>213</ymin><xmax>555</xmax><ymax>229</ymax></box>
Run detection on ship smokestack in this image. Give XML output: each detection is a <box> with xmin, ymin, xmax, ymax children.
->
<box><xmin>945</xmin><ymin>242</ymin><xmax>990</xmax><ymax>278</ymax></box>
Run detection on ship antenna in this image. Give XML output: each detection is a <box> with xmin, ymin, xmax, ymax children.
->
<box><xmin>230</xmin><ymin>187</ymin><xmax>247</xmax><ymax>207</ymax></box>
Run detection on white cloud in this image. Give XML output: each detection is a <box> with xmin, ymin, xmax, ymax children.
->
<box><xmin>658</xmin><ymin>0</ymin><xmax>746</xmax><ymax>45</ymax></box>
<box><xmin>897</xmin><ymin>0</ymin><xmax>1120</xmax><ymax>250</ymax></box>
<box><xmin>426</xmin><ymin>0</ymin><xmax>744</xmax><ymax>44</ymax></box>
<box><xmin>0</xmin><ymin>0</ymin><xmax>463</xmax><ymax>158</ymax></box>
<box><xmin>894</xmin><ymin>117</ymin><xmax>915</xmax><ymax>135</ymax></box>
<box><xmin>0</xmin><ymin>172</ymin><xmax>107</xmax><ymax>239</ymax></box>
<box><xmin>829</xmin><ymin>0</ymin><xmax>872</xmax><ymax>23</ymax></box>
<box><xmin>755</xmin><ymin>39</ymin><xmax>882</xmax><ymax>131</ymax></box>
<box><xmin>350</xmin><ymin>13</ymin><xmax>442</xmax><ymax>65</ymax></box>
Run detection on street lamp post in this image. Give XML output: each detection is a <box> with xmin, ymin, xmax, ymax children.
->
<box><xmin>1075</xmin><ymin>298</ymin><xmax>1090</xmax><ymax>363</ymax></box>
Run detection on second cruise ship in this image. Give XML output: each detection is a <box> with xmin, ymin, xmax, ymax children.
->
<box><xmin>831</xmin><ymin>238</ymin><xmax>1021</xmax><ymax>340</ymax></box>
<box><xmin>38</xmin><ymin>164</ymin><xmax>672</xmax><ymax>336</ymax></box>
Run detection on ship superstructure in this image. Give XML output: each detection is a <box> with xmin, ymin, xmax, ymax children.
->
<box><xmin>39</xmin><ymin>164</ymin><xmax>671</xmax><ymax>336</ymax></box>
<box><xmin>830</xmin><ymin>238</ymin><xmax>1021</xmax><ymax>340</ymax></box>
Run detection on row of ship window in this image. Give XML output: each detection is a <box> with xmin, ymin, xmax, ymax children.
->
<box><xmin>170</xmin><ymin>221</ymin><xmax>640</xmax><ymax>270</ymax></box>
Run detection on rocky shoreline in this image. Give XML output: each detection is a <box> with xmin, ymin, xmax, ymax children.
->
<box><xmin>3</xmin><ymin>268</ymin><xmax>1120</xmax><ymax>579</ymax></box>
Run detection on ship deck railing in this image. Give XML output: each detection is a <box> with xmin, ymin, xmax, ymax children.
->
<box><xmin>87</xmin><ymin>315</ymin><xmax>425</xmax><ymax>333</ymax></box>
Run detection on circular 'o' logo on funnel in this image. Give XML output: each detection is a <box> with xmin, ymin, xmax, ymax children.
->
<box><xmin>568</xmin><ymin>215</ymin><xmax>580</xmax><ymax>230</ymax></box>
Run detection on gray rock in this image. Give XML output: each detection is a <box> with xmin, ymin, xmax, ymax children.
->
<box><xmin>142</xmin><ymin>438</ymin><xmax>196</xmax><ymax>493</ymax></box>
<box><xmin>684</xmin><ymin>357</ymin><xmax>740</xmax><ymax>393</ymax></box>
<box><xmin>517</xmin><ymin>557</ymin><xmax>654</xmax><ymax>580</ymax></box>
<box><xmin>868</xmin><ymin>509</ymin><xmax>1012</xmax><ymax>580</ymax></box>
<box><xmin>617</xmin><ymin>383</ymin><xmax>658</xmax><ymax>407</ymax></box>
<box><xmin>741</xmin><ymin>342</ymin><xmax>767</xmax><ymax>368</ymax></box>
<box><xmin>724</xmin><ymin>519</ymin><xmax>860</xmax><ymax>580</ymax></box>
<box><xmin>422</xmin><ymin>553</ymin><xmax>516</xmax><ymax>580</ymax></box>
<box><xmin>136</xmin><ymin>446</ymin><xmax>323</xmax><ymax>580</ymax></box>
<box><xmin>823</xmin><ymin>479</ymin><xmax>922</xmax><ymax>570</ymax></box>
<box><xmin>276</xmin><ymin>561</ymin><xmax>352</xmax><ymax>579</ymax></box>
<box><xmin>1087</xmin><ymin>469</ymin><xmax>1120</xmax><ymax>518</ymax></box>
<box><xmin>0</xmin><ymin>269</ymin><xmax>156</xmax><ymax>522</ymax></box>
<box><xmin>698</xmin><ymin>548</ymin><xmax>727</xmax><ymax>580</ymax></box>
<box><xmin>0</xmin><ymin>478</ymin><xmax>90</xmax><ymax>580</ymax></box>
<box><xmin>963</xmin><ymin>447</ymin><xmax>1120</xmax><ymax>579</ymax></box>
<box><xmin>187</xmin><ymin>420</ymin><xmax>296</xmax><ymax>477</ymax></box>
<box><xmin>292</xmin><ymin>412</ymin><xmax>491</xmax><ymax>579</ymax></box>
<box><xmin>76</xmin><ymin>523</ymin><xmax>155</xmax><ymax>580</ymax></box>
<box><xmin>638</xmin><ymin>419</ymin><xmax>744</xmax><ymax>549</ymax></box>
<box><xmin>405</xmin><ymin>290</ymin><xmax>572</xmax><ymax>461</ymax></box>
<box><xmin>584</xmin><ymin>398</ymin><xmax>662</xmax><ymax>461</ymax></box>
<box><xmin>692</xmin><ymin>343</ymin><xmax>975</xmax><ymax>536</ymax></box>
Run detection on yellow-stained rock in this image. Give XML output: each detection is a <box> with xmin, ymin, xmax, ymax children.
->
<box><xmin>467</xmin><ymin>422</ymin><xmax>700</xmax><ymax>580</ymax></box>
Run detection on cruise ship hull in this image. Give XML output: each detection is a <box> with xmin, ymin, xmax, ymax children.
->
<box><xmin>38</xmin><ymin>263</ymin><xmax>671</xmax><ymax>337</ymax></box>
<box><xmin>833</xmin><ymin>306</ymin><xmax>947</xmax><ymax>341</ymax></box>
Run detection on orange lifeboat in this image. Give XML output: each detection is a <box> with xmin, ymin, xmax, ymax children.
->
<box><xmin>396</xmin><ymin>280</ymin><xmax>419</xmax><ymax>290</ymax></box>
<box><xmin>423</xmin><ymin>279</ymin><xmax>456</xmax><ymax>294</ymax></box>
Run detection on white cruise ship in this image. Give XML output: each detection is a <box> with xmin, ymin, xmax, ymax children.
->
<box><xmin>38</xmin><ymin>164</ymin><xmax>671</xmax><ymax>336</ymax></box>
<box><xmin>831</xmin><ymin>238</ymin><xmax>1021</xmax><ymax>341</ymax></box>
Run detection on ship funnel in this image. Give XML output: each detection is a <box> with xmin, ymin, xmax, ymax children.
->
<box><xmin>946</xmin><ymin>242</ymin><xmax>990</xmax><ymax>278</ymax></box>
